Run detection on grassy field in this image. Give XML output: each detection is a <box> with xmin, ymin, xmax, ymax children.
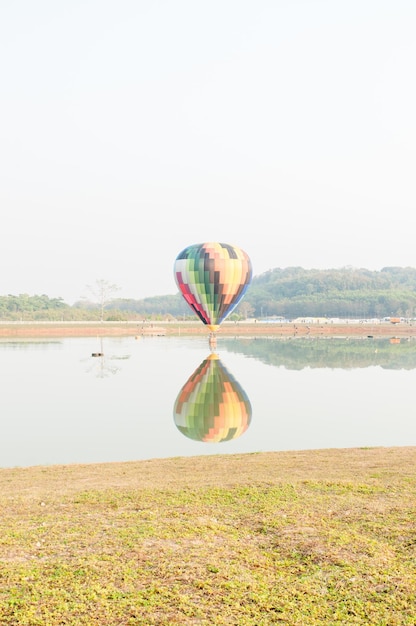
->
<box><xmin>1</xmin><ymin>447</ymin><xmax>415</xmax><ymax>625</ymax></box>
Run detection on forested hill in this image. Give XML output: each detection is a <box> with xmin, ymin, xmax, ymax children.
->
<box><xmin>1</xmin><ymin>266</ymin><xmax>415</xmax><ymax>320</ymax></box>
<box><xmin>245</xmin><ymin>266</ymin><xmax>416</xmax><ymax>319</ymax></box>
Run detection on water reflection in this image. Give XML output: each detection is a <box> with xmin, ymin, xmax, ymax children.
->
<box><xmin>219</xmin><ymin>337</ymin><xmax>416</xmax><ymax>370</ymax></box>
<box><xmin>0</xmin><ymin>336</ymin><xmax>414</xmax><ymax>468</ymax></box>
<box><xmin>0</xmin><ymin>339</ymin><xmax>61</xmax><ymax>349</ymax></box>
<box><xmin>173</xmin><ymin>353</ymin><xmax>252</xmax><ymax>442</ymax></box>
<box><xmin>83</xmin><ymin>337</ymin><xmax>131</xmax><ymax>377</ymax></box>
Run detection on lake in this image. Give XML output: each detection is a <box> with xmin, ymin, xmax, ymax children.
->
<box><xmin>1</xmin><ymin>335</ymin><xmax>415</xmax><ymax>468</ymax></box>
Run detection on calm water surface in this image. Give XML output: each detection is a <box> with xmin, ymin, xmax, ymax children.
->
<box><xmin>0</xmin><ymin>335</ymin><xmax>415</xmax><ymax>468</ymax></box>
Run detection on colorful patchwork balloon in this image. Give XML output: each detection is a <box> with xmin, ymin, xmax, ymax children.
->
<box><xmin>173</xmin><ymin>354</ymin><xmax>252</xmax><ymax>442</ymax></box>
<box><xmin>174</xmin><ymin>242</ymin><xmax>252</xmax><ymax>332</ymax></box>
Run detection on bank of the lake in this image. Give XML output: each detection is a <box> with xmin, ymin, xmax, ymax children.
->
<box><xmin>1</xmin><ymin>447</ymin><xmax>415</xmax><ymax>625</ymax></box>
<box><xmin>0</xmin><ymin>319</ymin><xmax>415</xmax><ymax>338</ymax></box>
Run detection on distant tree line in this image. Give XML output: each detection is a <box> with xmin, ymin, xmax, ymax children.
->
<box><xmin>0</xmin><ymin>294</ymin><xmax>70</xmax><ymax>321</ymax></box>
<box><xmin>0</xmin><ymin>266</ymin><xmax>415</xmax><ymax>321</ymax></box>
<box><xmin>244</xmin><ymin>266</ymin><xmax>416</xmax><ymax>319</ymax></box>
<box><xmin>0</xmin><ymin>292</ymin><xmax>189</xmax><ymax>321</ymax></box>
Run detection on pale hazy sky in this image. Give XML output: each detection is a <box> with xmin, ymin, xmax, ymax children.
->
<box><xmin>1</xmin><ymin>1</ymin><xmax>415</xmax><ymax>303</ymax></box>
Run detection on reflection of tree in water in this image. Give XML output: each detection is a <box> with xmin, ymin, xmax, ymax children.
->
<box><xmin>83</xmin><ymin>338</ymin><xmax>130</xmax><ymax>378</ymax></box>
<box><xmin>174</xmin><ymin>353</ymin><xmax>251</xmax><ymax>442</ymax></box>
<box><xmin>219</xmin><ymin>337</ymin><xmax>416</xmax><ymax>370</ymax></box>
<box><xmin>0</xmin><ymin>340</ymin><xmax>62</xmax><ymax>350</ymax></box>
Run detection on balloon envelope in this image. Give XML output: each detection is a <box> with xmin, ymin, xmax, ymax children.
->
<box><xmin>173</xmin><ymin>354</ymin><xmax>252</xmax><ymax>442</ymax></box>
<box><xmin>174</xmin><ymin>242</ymin><xmax>252</xmax><ymax>331</ymax></box>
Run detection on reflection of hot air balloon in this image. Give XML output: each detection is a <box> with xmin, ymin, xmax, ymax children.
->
<box><xmin>173</xmin><ymin>354</ymin><xmax>252</xmax><ymax>442</ymax></box>
<box><xmin>174</xmin><ymin>242</ymin><xmax>252</xmax><ymax>332</ymax></box>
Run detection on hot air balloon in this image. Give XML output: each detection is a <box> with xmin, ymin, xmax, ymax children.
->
<box><xmin>173</xmin><ymin>353</ymin><xmax>252</xmax><ymax>443</ymax></box>
<box><xmin>174</xmin><ymin>242</ymin><xmax>252</xmax><ymax>333</ymax></box>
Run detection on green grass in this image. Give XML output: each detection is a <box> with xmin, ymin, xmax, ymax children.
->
<box><xmin>0</xmin><ymin>448</ymin><xmax>415</xmax><ymax>625</ymax></box>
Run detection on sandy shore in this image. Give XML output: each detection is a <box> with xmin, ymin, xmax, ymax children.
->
<box><xmin>0</xmin><ymin>320</ymin><xmax>415</xmax><ymax>338</ymax></box>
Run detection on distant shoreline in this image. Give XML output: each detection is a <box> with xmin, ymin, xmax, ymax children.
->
<box><xmin>0</xmin><ymin>320</ymin><xmax>415</xmax><ymax>338</ymax></box>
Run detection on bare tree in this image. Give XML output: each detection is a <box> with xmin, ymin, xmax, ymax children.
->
<box><xmin>85</xmin><ymin>279</ymin><xmax>120</xmax><ymax>321</ymax></box>
<box><xmin>238</xmin><ymin>301</ymin><xmax>255</xmax><ymax>320</ymax></box>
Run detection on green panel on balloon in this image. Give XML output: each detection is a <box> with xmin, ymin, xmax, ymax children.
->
<box><xmin>173</xmin><ymin>354</ymin><xmax>252</xmax><ymax>442</ymax></box>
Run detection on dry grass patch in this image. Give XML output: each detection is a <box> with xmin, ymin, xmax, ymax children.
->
<box><xmin>0</xmin><ymin>448</ymin><xmax>415</xmax><ymax>624</ymax></box>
